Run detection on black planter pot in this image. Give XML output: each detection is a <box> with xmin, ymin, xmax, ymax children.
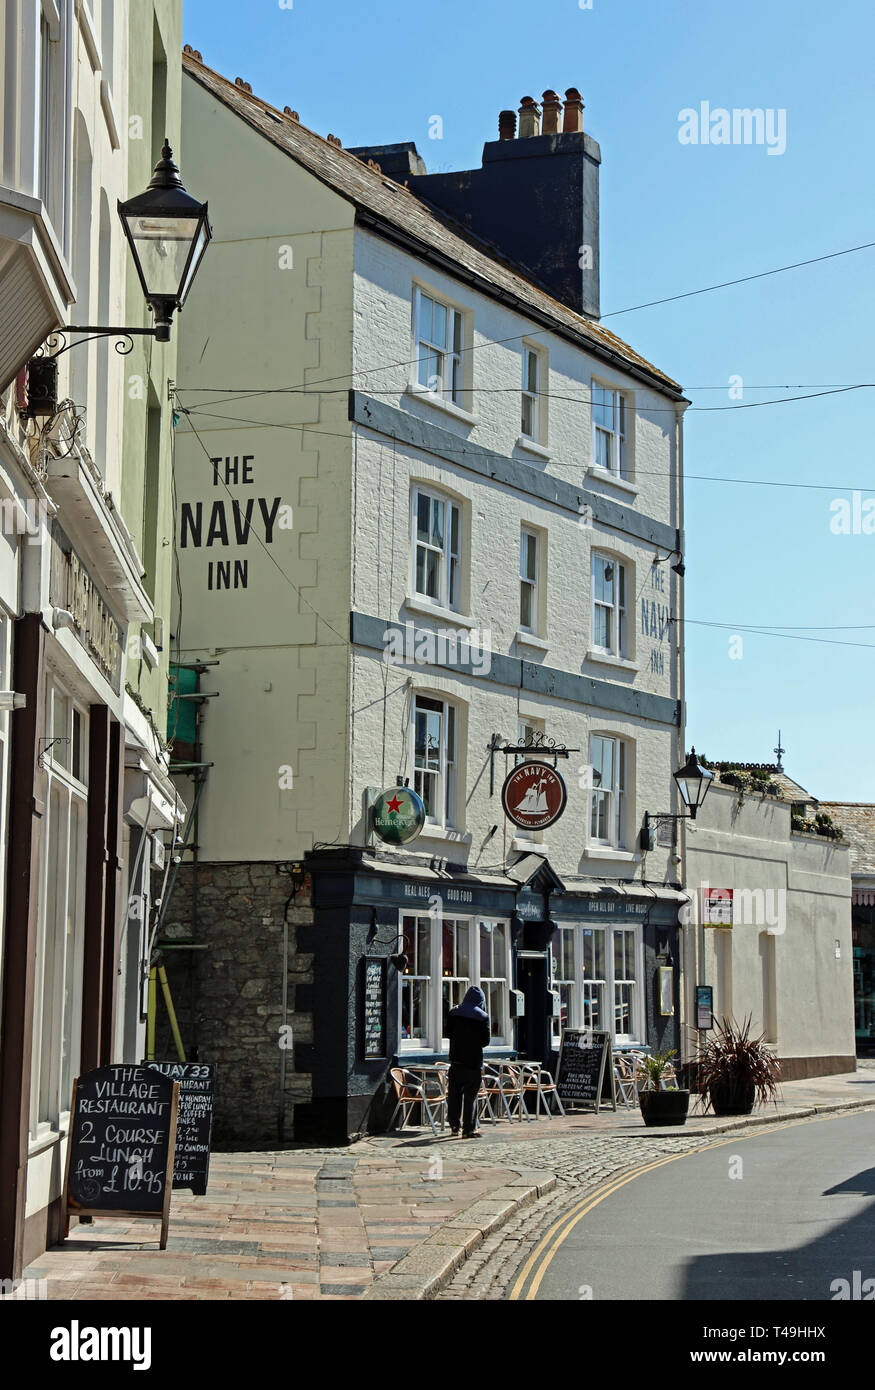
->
<box><xmin>709</xmin><ymin>1079</ymin><xmax>756</xmax><ymax>1116</ymax></box>
<box><xmin>638</xmin><ymin>1088</ymin><xmax>690</xmax><ymax>1127</ymax></box>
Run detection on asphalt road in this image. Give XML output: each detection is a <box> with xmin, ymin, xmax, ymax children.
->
<box><xmin>523</xmin><ymin>1110</ymin><xmax>875</xmax><ymax>1300</ymax></box>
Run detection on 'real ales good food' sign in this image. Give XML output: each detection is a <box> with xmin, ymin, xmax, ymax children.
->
<box><xmin>63</xmin><ymin>1064</ymin><xmax>179</xmax><ymax>1248</ymax></box>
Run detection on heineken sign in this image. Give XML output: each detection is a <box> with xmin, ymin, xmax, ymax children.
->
<box><xmin>502</xmin><ymin>761</ymin><xmax>567</xmax><ymax>831</ymax></box>
<box><xmin>372</xmin><ymin>786</ymin><xmax>426</xmax><ymax>844</ymax></box>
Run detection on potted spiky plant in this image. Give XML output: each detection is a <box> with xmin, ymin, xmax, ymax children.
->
<box><xmin>697</xmin><ymin>1016</ymin><xmax>781</xmax><ymax>1116</ymax></box>
<box><xmin>635</xmin><ymin>1048</ymin><xmax>690</xmax><ymax>1127</ymax></box>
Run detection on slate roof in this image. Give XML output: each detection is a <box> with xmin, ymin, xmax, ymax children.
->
<box><xmin>818</xmin><ymin>803</ymin><xmax>875</xmax><ymax>874</ymax></box>
<box><xmin>181</xmin><ymin>49</ymin><xmax>685</xmax><ymax>398</ymax></box>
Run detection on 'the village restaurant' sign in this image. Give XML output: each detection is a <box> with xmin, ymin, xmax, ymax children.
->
<box><xmin>502</xmin><ymin>761</ymin><xmax>567</xmax><ymax>831</ymax></box>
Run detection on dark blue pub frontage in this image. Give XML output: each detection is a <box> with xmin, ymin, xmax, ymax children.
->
<box><xmin>292</xmin><ymin>847</ymin><xmax>685</xmax><ymax>1143</ymax></box>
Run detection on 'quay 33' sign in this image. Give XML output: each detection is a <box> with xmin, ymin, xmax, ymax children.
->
<box><xmin>502</xmin><ymin>761</ymin><xmax>567</xmax><ymax>831</ymax></box>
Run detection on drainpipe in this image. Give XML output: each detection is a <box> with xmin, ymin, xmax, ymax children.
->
<box><xmin>674</xmin><ymin>400</ymin><xmax>695</xmax><ymax>1067</ymax></box>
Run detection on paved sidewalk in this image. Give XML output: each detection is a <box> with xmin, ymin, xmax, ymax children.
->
<box><xmin>17</xmin><ymin>1065</ymin><xmax>874</xmax><ymax>1302</ymax></box>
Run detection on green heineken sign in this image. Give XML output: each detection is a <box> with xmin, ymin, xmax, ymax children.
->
<box><xmin>372</xmin><ymin>786</ymin><xmax>426</xmax><ymax>844</ymax></box>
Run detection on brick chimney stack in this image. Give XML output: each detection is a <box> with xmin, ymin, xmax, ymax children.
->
<box><xmin>541</xmin><ymin>90</ymin><xmax>562</xmax><ymax>135</ymax></box>
<box><xmin>563</xmin><ymin>87</ymin><xmax>584</xmax><ymax>133</ymax></box>
<box><xmin>518</xmin><ymin>96</ymin><xmax>541</xmax><ymax>138</ymax></box>
<box><xmin>402</xmin><ymin>83</ymin><xmax>602</xmax><ymax>317</ymax></box>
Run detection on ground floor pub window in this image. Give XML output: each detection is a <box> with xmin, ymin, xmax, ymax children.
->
<box><xmin>550</xmin><ymin>922</ymin><xmax>643</xmax><ymax>1046</ymax></box>
<box><xmin>29</xmin><ymin>676</ymin><xmax>89</xmax><ymax>1139</ymax></box>
<box><xmin>400</xmin><ymin>914</ymin><xmax>511</xmax><ymax>1051</ymax></box>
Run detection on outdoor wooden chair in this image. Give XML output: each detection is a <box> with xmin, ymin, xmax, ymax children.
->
<box><xmin>388</xmin><ymin>1066</ymin><xmax>447</xmax><ymax>1138</ymax></box>
<box><xmin>519</xmin><ymin>1062</ymin><xmax>566</xmax><ymax>1118</ymax></box>
<box><xmin>481</xmin><ymin>1063</ymin><xmax>520</xmax><ymax>1121</ymax></box>
<box><xmin>613</xmin><ymin>1054</ymin><xmax>637</xmax><ymax>1110</ymax></box>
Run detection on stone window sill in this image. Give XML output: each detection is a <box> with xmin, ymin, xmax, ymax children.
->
<box><xmin>581</xmin><ymin>847</ymin><xmax>641</xmax><ymax>863</ymax></box>
<box><xmin>404</xmin><ymin>382</ymin><xmax>478</xmax><ymax>426</ymax></box>
<box><xmin>516</xmin><ymin>436</ymin><xmax>551</xmax><ymax>461</ymax></box>
<box><xmin>516</xmin><ymin>629</ymin><xmax>550</xmax><ymax>652</ymax></box>
<box><xmin>402</xmin><ymin>597</ymin><xmax>477</xmax><ymax>629</ymax></box>
<box><xmin>584</xmin><ymin>649</ymin><xmax>639</xmax><ymax>674</ymax></box>
<box><xmin>586</xmin><ymin>466</ymin><xmax>639</xmax><ymax>498</ymax></box>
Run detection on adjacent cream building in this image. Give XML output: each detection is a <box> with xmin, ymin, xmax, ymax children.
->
<box><xmin>0</xmin><ymin>0</ymin><xmax>186</xmax><ymax>1280</ymax></box>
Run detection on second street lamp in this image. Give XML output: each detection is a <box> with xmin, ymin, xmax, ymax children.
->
<box><xmin>118</xmin><ymin>140</ymin><xmax>212</xmax><ymax>343</ymax></box>
<box><xmin>673</xmin><ymin>747</ymin><xmax>714</xmax><ymax>821</ymax></box>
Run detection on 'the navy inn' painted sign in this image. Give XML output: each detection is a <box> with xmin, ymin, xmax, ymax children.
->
<box><xmin>179</xmin><ymin>454</ymin><xmax>293</xmax><ymax>591</ymax></box>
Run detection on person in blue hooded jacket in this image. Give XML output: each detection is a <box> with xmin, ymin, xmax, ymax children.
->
<box><xmin>445</xmin><ymin>986</ymin><xmax>491</xmax><ymax>1137</ymax></box>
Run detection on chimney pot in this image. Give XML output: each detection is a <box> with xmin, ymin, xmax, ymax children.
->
<box><xmin>498</xmin><ymin>109</ymin><xmax>517</xmax><ymax>141</ymax></box>
<box><xmin>563</xmin><ymin>87</ymin><xmax>584</xmax><ymax>133</ymax></box>
<box><xmin>518</xmin><ymin>96</ymin><xmax>541</xmax><ymax>139</ymax></box>
<box><xmin>542</xmin><ymin>90</ymin><xmax>562</xmax><ymax>134</ymax></box>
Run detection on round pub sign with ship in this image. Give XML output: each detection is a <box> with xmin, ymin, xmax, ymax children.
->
<box><xmin>501</xmin><ymin>761</ymin><xmax>568</xmax><ymax>831</ymax></box>
<box><xmin>372</xmin><ymin>786</ymin><xmax>426</xmax><ymax>844</ymax></box>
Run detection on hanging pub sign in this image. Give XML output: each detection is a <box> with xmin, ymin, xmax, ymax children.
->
<box><xmin>372</xmin><ymin>785</ymin><xmax>426</xmax><ymax>844</ymax></box>
<box><xmin>501</xmin><ymin>761</ymin><xmax>567</xmax><ymax>831</ymax></box>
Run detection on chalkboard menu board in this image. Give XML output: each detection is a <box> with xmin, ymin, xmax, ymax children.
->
<box><xmin>142</xmin><ymin>1062</ymin><xmax>216</xmax><ymax>1195</ymax></box>
<box><xmin>363</xmin><ymin>957</ymin><xmax>387</xmax><ymax>1060</ymax></box>
<box><xmin>556</xmin><ymin>1029</ymin><xmax>616</xmax><ymax>1112</ymax></box>
<box><xmin>63</xmin><ymin>1064</ymin><xmax>179</xmax><ymax>1248</ymax></box>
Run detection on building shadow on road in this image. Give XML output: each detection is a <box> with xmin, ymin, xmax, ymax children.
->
<box><xmin>680</xmin><ymin>1196</ymin><xmax>875</xmax><ymax>1300</ymax></box>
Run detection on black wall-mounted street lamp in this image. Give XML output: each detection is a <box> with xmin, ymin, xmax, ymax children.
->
<box><xmin>117</xmin><ymin>140</ymin><xmax>212</xmax><ymax>343</ymax></box>
<box><xmin>643</xmin><ymin>747</ymin><xmax>714</xmax><ymax>849</ymax></box>
<box><xmin>672</xmin><ymin>747</ymin><xmax>714</xmax><ymax>821</ymax></box>
<box><xmin>23</xmin><ymin>142</ymin><xmax>210</xmax><ymax>416</ymax></box>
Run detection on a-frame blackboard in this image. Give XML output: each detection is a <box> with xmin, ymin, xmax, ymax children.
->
<box><xmin>555</xmin><ymin>1029</ymin><xmax>617</xmax><ymax>1112</ymax></box>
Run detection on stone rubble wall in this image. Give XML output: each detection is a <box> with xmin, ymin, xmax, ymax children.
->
<box><xmin>157</xmin><ymin>861</ymin><xmax>314</xmax><ymax>1143</ymax></box>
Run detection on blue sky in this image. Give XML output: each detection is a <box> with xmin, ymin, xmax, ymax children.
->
<box><xmin>182</xmin><ymin>0</ymin><xmax>875</xmax><ymax>800</ymax></box>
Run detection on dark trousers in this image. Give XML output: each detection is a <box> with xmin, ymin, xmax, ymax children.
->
<box><xmin>447</xmin><ymin>1064</ymin><xmax>481</xmax><ymax>1133</ymax></box>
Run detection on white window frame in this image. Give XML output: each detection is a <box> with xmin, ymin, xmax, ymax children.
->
<box><xmin>591</xmin><ymin>552</ymin><xmax>627</xmax><ymax>658</ymax></box>
<box><xmin>411</xmin><ymin>693</ymin><xmax>458</xmax><ymax>828</ymax></box>
<box><xmin>551</xmin><ymin>923</ymin><xmax>644</xmax><ymax>1045</ymax></box>
<box><xmin>29</xmin><ymin>675</ymin><xmax>89</xmax><ymax>1140</ymax></box>
<box><xmin>519</xmin><ymin>527</ymin><xmax>539</xmax><ymax>634</ymax></box>
<box><xmin>521</xmin><ymin>345</ymin><xmax>542</xmax><ymax>442</ymax></box>
<box><xmin>400</xmin><ymin>914</ymin><xmax>512</xmax><ymax>1052</ymax></box>
<box><xmin>589</xmin><ymin>733</ymin><xmax>628</xmax><ymax>850</ymax></box>
<box><xmin>413</xmin><ymin>287</ymin><xmax>465</xmax><ymax>405</ymax></box>
<box><xmin>412</xmin><ymin>486</ymin><xmax>462</xmax><ymax>611</ymax></box>
<box><xmin>592</xmin><ymin>381</ymin><xmax>628</xmax><ymax>478</ymax></box>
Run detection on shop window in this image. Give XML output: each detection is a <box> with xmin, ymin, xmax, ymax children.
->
<box><xmin>550</xmin><ymin>926</ymin><xmax>576</xmax><ymax>1047</ymax></box>
<box><xmin>400</xmin><ymin>914</ymin><xmax>511</xmax><ymax>1052</ymax></box>
<box><xmin>400</xmin><ymin>916</ymin><xmax>431</xmax><ymax>1045</ymax></box>
<box><xmin>551</xmin><ymin>923</ymin><xmax>643</xmax><ymax>1045</ymax></box>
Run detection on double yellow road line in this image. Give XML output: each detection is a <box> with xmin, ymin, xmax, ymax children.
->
<box><xmin>509</xmin><ymin>1136</ymin><xmax>740</xmax><ymax>1301</ymax></box>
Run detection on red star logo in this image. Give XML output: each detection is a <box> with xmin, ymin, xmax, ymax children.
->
<box><xmin>386</xmin><ymin>794</ymin><xmax>403</xmax><ymax>815</ymax></box>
